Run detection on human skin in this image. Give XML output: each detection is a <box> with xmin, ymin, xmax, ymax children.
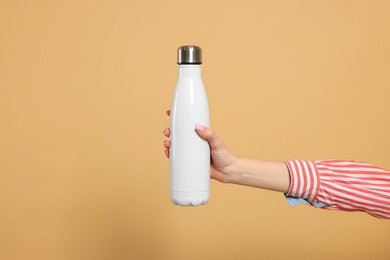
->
<box><xmin>163</xmin><ymin>110</ymin><xmax>291</xmax><ymax>193</ymax></box>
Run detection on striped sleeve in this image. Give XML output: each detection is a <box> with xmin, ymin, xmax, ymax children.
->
<box><xmin>285</xmin><ymin>160</ymin><xmax>390</xmax><ymax>219</ymax></box>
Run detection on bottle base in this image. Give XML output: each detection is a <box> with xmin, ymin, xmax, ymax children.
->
<box><xmin>170</xmin><ymin>190</ymin><xmax>209</xmax><ymax>206</ymax></box>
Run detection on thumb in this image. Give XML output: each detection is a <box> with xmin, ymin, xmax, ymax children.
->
<box><xmin>195</xmin><ymin>124</ymin><xmax>222</xmax><ymax>150</ymax></box>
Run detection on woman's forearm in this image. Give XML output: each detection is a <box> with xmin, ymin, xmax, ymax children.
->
<box><xmin>228</xmin><ymin>159</ymin><xmax>291</xmax><ymax>193</ymax></box>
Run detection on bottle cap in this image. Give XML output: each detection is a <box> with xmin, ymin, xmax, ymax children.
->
<box><xmin>177</xmin><ymin>45</ymin><xmax>202</xmax><ymax>65</ymax></box>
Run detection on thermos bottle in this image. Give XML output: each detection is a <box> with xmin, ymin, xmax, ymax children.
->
<box><xmin>170</xmin><ymin>45</ymin><xmax>210</xmax><ymax>206</ymax></box>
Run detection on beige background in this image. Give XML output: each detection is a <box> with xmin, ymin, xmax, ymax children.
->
<box><xmin>1</xmin><ymin>0</ymin><xmax>390</xmax><ymax>259</ymax></box>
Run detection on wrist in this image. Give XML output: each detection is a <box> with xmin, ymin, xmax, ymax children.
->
<box><xmin>224</xmin><ymin>157</ymin><xmax>243</xmax><ymax>184</ymax></box>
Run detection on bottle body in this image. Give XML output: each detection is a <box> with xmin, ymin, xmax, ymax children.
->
<box><xmin>170</xmin><ymin>65</ymin><xmax>210</xmax><ymax>206</ymax></box>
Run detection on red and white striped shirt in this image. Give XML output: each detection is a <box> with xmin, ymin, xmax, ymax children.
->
<box><xmin>285</xmin><ymin>160</ymin><xmax>390</xmax><ymax>219</ymax></box>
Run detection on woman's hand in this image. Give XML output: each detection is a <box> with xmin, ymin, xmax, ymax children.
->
<box><xmin>163</xmin><ymin>110</ymin><xmax>239</xmax><ymax>183</ymax></box>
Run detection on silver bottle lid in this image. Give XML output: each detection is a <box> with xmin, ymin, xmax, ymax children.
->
<box><xmin>177</xmin><ymin>45</ymin><xmax>202</xmax><ymax>64</ymax></box>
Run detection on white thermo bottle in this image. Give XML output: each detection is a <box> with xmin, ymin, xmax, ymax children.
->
<box><xmin>170</xmin><ymin>45</ymin><xmax>210</xmax><ymax>206</ymax></box>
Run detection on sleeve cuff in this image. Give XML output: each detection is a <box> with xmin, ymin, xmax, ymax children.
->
<box><xmin>284</xmin><ymin>160</ymin><xmax>320</xmax><ymax>204</ymax></box>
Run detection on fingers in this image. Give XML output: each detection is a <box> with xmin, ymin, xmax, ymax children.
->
<box><xmin>195</xmin><ymin>124</ymin><xmax>222</xmax><ymax>150</ymax></box>
<box><xmin>163</xmin><ymin>140</ymin><xmax>170</xmax><ymax>158</ymax></box>
<box><xmin>163</xmin><ymin>109</ymin><xmax>170</xmax><ymax>136</ymax></box>
<box><xmin>163</xmin><ymin>127</ymin><xmax>170</xmax><ymax>137</ymax></box>
<box><xmin>163</xmin><ymin>109</ymin><xmax>171</xmax><ymax>159</ymax></box>
<box><xmin>163</xmin><ymin>140</ymin><xmax>170</xmax><ymax>149</ymax></box>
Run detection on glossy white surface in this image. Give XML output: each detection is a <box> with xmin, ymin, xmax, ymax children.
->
<box><xmin>170</xmin><ymin>65</ymin><xmax>210</xmax><ymax>206</ymax></box>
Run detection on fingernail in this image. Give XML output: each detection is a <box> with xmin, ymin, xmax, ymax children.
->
<box><xmin>163</xmin><ymin>128</ymin><xmax>167</xmax><ymax>134</ymax></box>
<box><xmin>195</xmin><ymin>124</ymin><xmax>206</xmax><ymax>132</ymax></box>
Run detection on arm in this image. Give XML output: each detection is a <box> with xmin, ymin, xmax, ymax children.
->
<box><xmin>163</xmin><ymin>112</ymin><xmax>390</xmax><ymax>219</ymax></box>
<box><xmin>285</xmin><ymin>159</ymin><xmax>390</xmax><ymax>219</ymax></box>
<box><xmin>226</xmin><ymin>159</ymin><xmax>290</xmax><ymax>193</ymax></box>
<box><xmin>229</xmin><ymin>157</ymin><xmax>390</xmax><ymax>220</ymax></box>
